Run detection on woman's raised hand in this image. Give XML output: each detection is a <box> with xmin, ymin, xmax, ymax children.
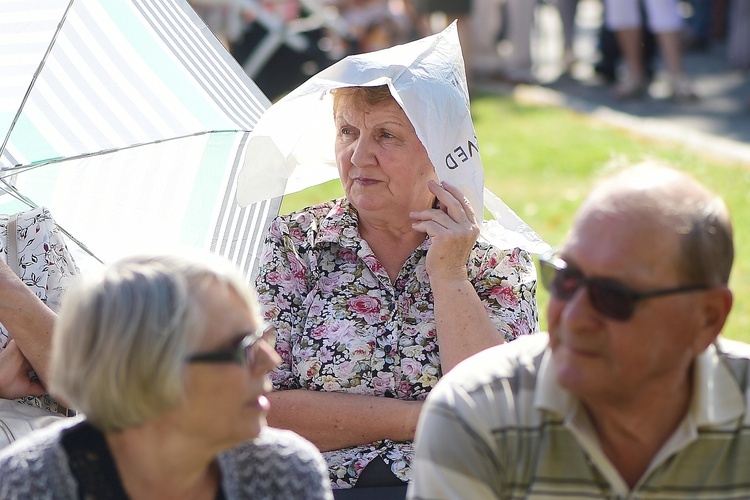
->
<box><xmin>410</xmin><ymin>180</ymin><xmax>480</xmax><ymax>281</ymax></box>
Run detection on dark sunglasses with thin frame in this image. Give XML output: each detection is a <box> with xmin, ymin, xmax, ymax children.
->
<box><xmin>539</xmin><ymin>253</ymin><xmax>710</xmax><ymax>321</ymax></box>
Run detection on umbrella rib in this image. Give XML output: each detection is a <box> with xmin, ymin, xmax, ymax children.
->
<box><xmin>0</xmin><ymin>178</ymin><xmax>103</xmax><ymax>264</ymax></box>
<box><xmin>0</xmin><ymin>0</ymin><xmax>76</xmax><ymax>161</ymax></box>
<box><xmin>0</xmin><ymin>178</ymin><xmax>37</xmax><ymax>209</ymax></box>
<box><xmin>0</xmin><ymin>130</ymin><xmax>242</xmax><ymax>175</ymax></box>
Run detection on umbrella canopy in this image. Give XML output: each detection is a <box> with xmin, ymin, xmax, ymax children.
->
<box><xmin>1</xmin><ymin>0</ymin><xmax>279</xmax><ymax>278</ymax></box>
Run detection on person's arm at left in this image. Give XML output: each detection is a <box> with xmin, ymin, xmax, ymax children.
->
<box><xmin>410</xmin><ymin>180</ymin><xmax>503</xmax><ymax>373</ymax></box>
<box><xmin>0</xmin><ymin>340</ymin><xmax>46</xmax><ymax>399</ymax></box>
<box><xmin>267</xmin><ymin>390</ymin><xmax>423</xmax><ymax>452</ymax></box>
<box><xmin>0</xmin><ymin>261</ymin><xmax>56</xmax><ymax>386</ymax></box>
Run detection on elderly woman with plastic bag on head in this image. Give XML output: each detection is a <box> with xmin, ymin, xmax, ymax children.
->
<box><xmin>0</xmin><ymin>252</ymin><xmax>333</xmax><ymax>500</ymax></box>
<box><xmin>238</xmin><ymin>23</ymin><xmax>549</xmax><ymax>498</ymax></box>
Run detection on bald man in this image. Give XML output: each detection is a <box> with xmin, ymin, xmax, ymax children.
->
<box><xmin>408</xmin><ymin>163</ymin><xmax>748</xmax><ymax>498</ymax></box>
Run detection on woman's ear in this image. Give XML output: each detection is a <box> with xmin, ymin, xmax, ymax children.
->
<box><xmin>693</xmin><ymin>286</ymin><xmax>733</xmax><ymax>352</ymax></box>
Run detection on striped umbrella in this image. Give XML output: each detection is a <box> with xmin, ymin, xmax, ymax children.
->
<box><xmin>0</xmin><ymin>0</ymin><xmax>279</xmax><ymax>278</ymax></box>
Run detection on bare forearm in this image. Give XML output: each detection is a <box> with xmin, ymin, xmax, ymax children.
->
<box><xmin>432</xmin><ymin>278</ymin><xmax>504</xmax><ymax>373</ymax></box>
<box><xmin>0</xmin><ymin>270</ymin><xmax>56</xmax><ymax>384</ymax></box>
<box><xmin>267</xmin><ymin>389</ymin><xmax>423</xmax><ymax>452</ymax></box>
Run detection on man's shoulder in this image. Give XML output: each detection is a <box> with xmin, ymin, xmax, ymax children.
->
<box><xmin>454</xmin><ymin>333</ymin><xmax>548</xmax><ymax>372</ymax></box>
<box><xmin>436</xmin><ymin>334</ymin><xmax>549</xmax><ymax>397</ymax></box>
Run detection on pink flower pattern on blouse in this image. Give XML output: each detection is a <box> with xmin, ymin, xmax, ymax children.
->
<box><xmin>255</xmin><ymin>198</ymin><xmax>538</xmax><ymax>488</ymax></box>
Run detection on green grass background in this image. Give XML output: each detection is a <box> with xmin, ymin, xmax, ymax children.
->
<box><xmin>280</xmin><ymin>94</ymin><xmax>749</xmax><ymax>343</ymax></box>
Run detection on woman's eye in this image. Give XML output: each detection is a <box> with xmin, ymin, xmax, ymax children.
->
<box><xmin>381</xmin><ymin>131</ymin><xmax>395</xmax><ymax>139</ymax></box>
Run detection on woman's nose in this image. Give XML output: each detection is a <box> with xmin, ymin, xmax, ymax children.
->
<box><xmin>252</xmin><ymin>338</ymin><xmax>281</xmax><ymax>374</ymax></box>
<box><xmin>350</xmin><ymin>136</ymin><xmax>375</xmax><ymax>168</ymax></box>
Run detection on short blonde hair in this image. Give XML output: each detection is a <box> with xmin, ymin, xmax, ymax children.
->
<box><xmin>50</xmin><ymin>252</ymin><xmax>261</xmax><ymax>431</ymax></box>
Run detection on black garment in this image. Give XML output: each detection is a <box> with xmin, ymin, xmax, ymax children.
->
<box><xmin>414</xmin><ymin>0</ymin><xmax>471</xmax><ymax>15</ymax></box>
<box><xmin>595</xmin><ymin>0</ymin><xmax>657</xmax><ymax>84</ymax></box>
<box><xmin>332</xmin><ymin>456</ymin><xmax>407</xmax><ymax>500</ymax></box>
<box><xmin>61</xmin><ymin>421</ymin><xmax>225</xmax><ymax>500</ymax></box>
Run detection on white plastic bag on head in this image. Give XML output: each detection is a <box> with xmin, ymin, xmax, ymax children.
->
<box><xmin>236</xmin><ymin>22</ymin><xmax>549</xmax><ymax>253</ymax></box>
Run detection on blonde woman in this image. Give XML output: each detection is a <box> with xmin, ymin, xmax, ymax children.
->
<box><xmin>0</xmin><ymin>253</ymin><xmax>332</xmax><ymax>499</ymax></box>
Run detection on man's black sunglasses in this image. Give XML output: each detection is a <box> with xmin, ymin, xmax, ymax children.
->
<box><xmin>539</xmin><ymin>253</ymin><xmax>710</xmax><ymax>321</ymax></box>
<box><xmin>187</xmin><ymin>326</ymin><xmax>276</xmax><ymax>367</ymax></box>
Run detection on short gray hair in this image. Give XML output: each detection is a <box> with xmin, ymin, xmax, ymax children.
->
<box><xmin>577</xmin><ymin>162</ymin><xmax>734</xmax><ymax>286</ymax></box>
<box><xmin>50</xmin><ymin>252</ymin><xmax>261</xmax><ymax>431</ymax></box>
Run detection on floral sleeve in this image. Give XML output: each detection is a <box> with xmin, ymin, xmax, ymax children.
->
<box><xmin>468</xmin><ymin>246</ymin><xmax>539</xmax><ymax>341</ymax></box>
<box><xmin>254</xmin><ymin>217</ymin><xmax>307</xmax><ymax>390</ymax></box>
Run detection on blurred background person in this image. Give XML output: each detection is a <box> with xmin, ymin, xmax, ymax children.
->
<box><xmin>604</xmin><ymin>0</ymin><xmax>694</xmax><ymax>100</ymax></box>
<box><xmin>189</xmin><ymin>0</ymin><xmax>248</xmax><ymax>49</ymax></box>
<box><xmin>470</xmin><ymin>0</ymin><xmax>505</xmax><ymax>80</ymax></box>
<box><xmin>727</xmin><ymin>0</ymin><xmax>750</xmax><ymax>71</ymax></box>
<box><xmin>500</xmin><ymin>0</ymin><xmax>537</xmax><ymax>84</ymax></box>
<box><xmin>473</xmin><ymin>0</ymin><xmax>579</xmax><ymax>85</ymax></box>
<box><xmin>554</xmin><ymin>0</ymin><xmax>581</xmax><ymax>75</ymax></box>
<box><xmin>683</xmin><ymin>0</ymin><xmax>713</xmax><ymax>51</ymax></box>
<box><xmin>411</xmin><ymin>0</ymin><xmax>475</xmax><ymax>85</ymax></box>
<box><xmin>327</xmin><ymin>0</ymin><xmax>412</xmax><ymax>53</ymax></box>
<box><xmin>0</xmin><ymin>253</ymin><xmax>332</xmax><ymax>500</ymax></box>
<box><xmin>594</xmin><ymin>0</ymin><xmax>658</xmax><ymax>85</ymax></box>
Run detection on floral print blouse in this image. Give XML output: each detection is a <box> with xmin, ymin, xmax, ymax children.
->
<box><xmin>255</xmin><ymin>198</ymin><xmax>538</xmax><ymax>489</ymax></box>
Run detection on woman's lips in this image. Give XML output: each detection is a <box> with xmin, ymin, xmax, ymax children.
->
<box><xmin>257</xmin><ymin>394</ymin><xmax>270</xmax><ymax>412</ymax></box>
<box><xmin>354</xmin><ymin>177</ymin><xmax>380</xmax><ymax>186</ymax></box>
<box><xmin>247</xmin><ymin>393</ymin><xmax>270</xmax><ymax>411</ymax></box>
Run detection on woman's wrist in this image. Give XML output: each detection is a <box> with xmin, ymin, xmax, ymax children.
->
<box><xmin>393</xmin><ymin>399</ymin><xmax>424</xmax><ymax>442</ymax></box>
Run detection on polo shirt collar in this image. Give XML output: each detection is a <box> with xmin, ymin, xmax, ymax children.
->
<box><xmin>533</xmin><ymin>340</ymin><xmax>745</xmax><ymax>428</ymax></box>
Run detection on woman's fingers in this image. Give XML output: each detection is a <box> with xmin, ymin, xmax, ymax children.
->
<box><xmin>411</xmin><ymin>181</ymin><xmax>481</xmax><ymax>280</ymax></box>
<box><xmin>0</xmin><ymin>340</ymin><xmax>47</xmax><ymax>399</ymax></box>
<box><xmin>429</xmin><ymin>180</ymin><xmax>478</xmax><ymax>225</ymax></box>
<box><xmin>411</xmin><ymin>181</ymin><xmax>479</xmax><ymax>232</ymax></box>
<box><xmin>426</xmin><ymin>181</ymin><xmax>466</xmax><ymax>223</ymax></box>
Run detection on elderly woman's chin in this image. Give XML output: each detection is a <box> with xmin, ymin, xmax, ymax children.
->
<box><xmin>346</xmin><ymin>188</ymin><xmax>412</xmax><ymax>216</ymax></box>
<box><xmin>171</xmin><ymin>391</ymin><xmax>270</xmax><ymax>449</ymax></box>
<box><xmin>210</xmin><ymin>413</ymin><xmax>268</xmax><ymax>451</ymax></box>
<box><xmin>343</xmin><ymin>183</ymin><xmax>381</xmax><ymax>208</ymax></box>
<box><xmin>243</xmin><ymin>395</ymin><xmax>270</xmax><ymax>439</ymax></box>
<box><xmin>231</xmin><ymin>396</ymin><xmax>270</xmax><ymax>443</ymax></box>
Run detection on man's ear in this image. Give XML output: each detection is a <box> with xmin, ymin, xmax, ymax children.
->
<box><xmin>693</xmin><ymin>286</ymin><xmax>733</xmax><ymax>352</ymax></box>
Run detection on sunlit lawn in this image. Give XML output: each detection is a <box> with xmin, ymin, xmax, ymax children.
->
<box><xmin>280</xmin><ymin>93</ymin><xmax>750</xmax><ymax>343</ymax></box>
